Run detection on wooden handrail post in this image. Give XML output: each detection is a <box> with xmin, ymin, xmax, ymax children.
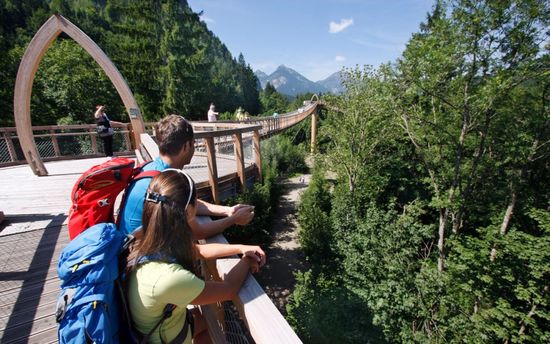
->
<box><xmin>3</xmin><ymin>131</ymin><xmax>17</xmax><ymax>162</ymax></box>
<box><xmin>126</xmin><ymin>123</ymin><xmax>135</xmax><ymax>151</ymax></box>
<box><xmin>205</xmin><ymin>137</ymin><xmax>220</xmax><ymax>204</ymax></box>
<box><xmin>89</xmin><ymin>128</ymin><xmax>98</xmax><ymax>154</ymax></box>
<box><xmin>311</xmin><ymin>108</ymin><xmax>317</xmax><ymax>153</ymax></box>
<box><xmin>233</xmin><ymin>132</ymin><xmax>246</xmax><ymax>192</ymax></box>
<box><xmin>50</xmin><ymin>129</ymin><xmax>61</xmax><ymax>156</ymax></box>
<box><xmin>253</xmin><ymin>130</ymin><xmax>262</xmax><ymax>183</ymax></box>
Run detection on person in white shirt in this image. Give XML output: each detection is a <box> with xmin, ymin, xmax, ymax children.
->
<box><xmin>207</xmin><ymin>104</ymin><xmax>218</xmax><ymax>122</ymax></box>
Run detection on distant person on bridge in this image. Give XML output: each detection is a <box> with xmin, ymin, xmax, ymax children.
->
<box><xmin>119</xmin><ymin>114</ymin><xmax>255</xmax><ymax>239</ymax></box>
<box><xmin>207</xmin><ymin>103</ymin><xmax>218</xmax><ymax>122</ymax></box>
<box><xmin>94</xmin><ymin>105</ymin><xmax>123</xmax><ymax>157</ymax></box>
<box><xmin>235</xmin><ymin>107</ymin><xmax>245</xmax><ymax>121</ymax></box>
<box><xmin>127</xmin><ymin>169</ymin><xmax>266</xmax><ymax>344</ymax></box>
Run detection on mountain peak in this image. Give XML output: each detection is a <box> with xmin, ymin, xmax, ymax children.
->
<box><xmin>254</xmin><ymin>66</ymin><xmax>344</xmax><ymax>97</ymax></box>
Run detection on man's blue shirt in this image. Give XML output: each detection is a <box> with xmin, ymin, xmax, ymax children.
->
<box><xmin>119</xmin><ymin>157</ymin><xmax>171</xmax><ymax>235</ymax></box>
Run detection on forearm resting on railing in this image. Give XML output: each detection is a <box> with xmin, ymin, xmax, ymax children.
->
<box><xmin>195</xmin><ymin>243</ymin><xmax>245</xmax><ymax>260</ymax></box>
<box><xmin>191</xmin><ymin>256</ymin><xmax>256</xmax><ymax>305</ymax></box>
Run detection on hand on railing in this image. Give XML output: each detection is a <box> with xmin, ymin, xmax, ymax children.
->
<box><xmin>228</xmin><ymin>204</ymin><xmax>255</xmax><ymax>225</ymax></box>
<box><xmin>241</xmin><ymin>245</ymin><xmax>266</xmax><ymax>273</ymax></box>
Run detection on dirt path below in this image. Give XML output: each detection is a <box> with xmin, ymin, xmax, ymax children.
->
<box><xmin>255</xmin><ymin>173</ymin><xmax>311</xmax><ymax>315</ymax></box>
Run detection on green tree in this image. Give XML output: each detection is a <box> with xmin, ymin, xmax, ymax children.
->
<box><xmin>260</xmin><ymin>82</ymin><xmax>289</xmax><ymax>115</ymax></box>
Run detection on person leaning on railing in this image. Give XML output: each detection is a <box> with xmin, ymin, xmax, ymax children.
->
<box><xmin>127</xmin><ymin>169</ymin><xmax>266</xmax><ymax>344</ymax></box>
<box><xmin>118</xmin><ymin>114</ymin><xmax>255</xmax><ymax>239</ymax></box>
<box><xmin>94</xmin><ymin>105</ymin><xmax>123</xmax><ymax>157</ymax></box>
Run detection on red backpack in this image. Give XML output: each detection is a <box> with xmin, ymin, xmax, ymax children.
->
<box><xmin>67</xmin><ymin>157</ymin><xmax>160</xmax><ymax>240</ymax></box>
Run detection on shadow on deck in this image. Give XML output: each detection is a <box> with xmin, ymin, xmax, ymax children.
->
<box><xmin>0</xmin><ymin>216</ymin><xmax>67</xmax><ymax>344</ymax></box>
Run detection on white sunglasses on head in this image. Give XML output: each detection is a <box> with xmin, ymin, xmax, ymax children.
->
<box><xmin>145</xmin><ymin>168</ymin><xmax>194</xmax><ymax>209</ymax></box>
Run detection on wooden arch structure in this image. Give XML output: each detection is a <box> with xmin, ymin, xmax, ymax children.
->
<box><xmin>13</xmin><ymin>14</ymin><xmax>145</xmax><ymax>176</ymax></box>
<box><xmin>310</xmin><ymin>93</ymin><xmax>319</xmax><ymax>102</ymax></box>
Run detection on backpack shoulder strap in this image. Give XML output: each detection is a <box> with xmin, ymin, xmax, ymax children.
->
<box><xmin>133</xmin><ymin>160</ymin><xmax>161</xmax><ymax>181</ymax></box>
<box><xmin>165</xmin><ymin>308</ymin><xmax>193</xmax><ymax>344</ymax></box>
<box><xmin>140</xmin><ymin>304</ymin><xmax>176</xmax><ymax>344</ymax></box>
<box><xmin>134</xmin><ymin>169</ymin><xmax>161</xmax><ymax>181</ymax></box>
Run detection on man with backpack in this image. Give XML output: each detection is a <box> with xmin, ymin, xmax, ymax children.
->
<box><xmin>119</xmin><ymin>114</ymin><xmax>255</xmax><ymax>239</ymax></box>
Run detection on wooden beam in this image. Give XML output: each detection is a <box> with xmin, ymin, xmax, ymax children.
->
<box><xmin>13</xmin><ymin>14</ymin><xmax>146</xmax><ymax>176</ymax></box>
<box><xmin>50</xmin><ymin>130</ymin><xmax>60</xmax><ymax>157</ymax></box>
<box><xmin>90</xmin><ymin>128</ymin><xmax>98</xmax><ymax>154</ymax></box>
<box><xmin>253</xmin><ymin>130</ymin><xmax>262</xmax><ymax>183</ymax></box>
<box><xmin>139</xmin><ymin>133</ymin><xmax>159</xmax><ymax>158</ymax></box>
<box><xmin>310</xmin><ymin>109</ymin><xmax>317</xmax><ymax>154</ymax></box>
<box><xmin>233</xmin><ymin>133</ymin><xmax>246</xmax><ymax>192</ymax></box>
<box><xmin>196</xmin><ymin>217</ymin><xmax>302</xmax><ymax>344</ymax></box>
<box><xmin>3</xmin><ymin>131</ymin><xmax>17</xmax><ymax>162</ymax></box>
<box><xmin>205</xmin><ymin>137</ymin><xmax>220</xmax><ymax>204</ymax></box>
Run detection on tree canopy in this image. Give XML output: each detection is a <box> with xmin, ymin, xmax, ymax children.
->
<box><xmin>0</xmin><ymin>0</ymin><xmax>261</xmax><ymax>126</ymax></box>
<box><xmin>289</xmin><ymin>1</ymin><xmax>549</xmax><ymax>342</ymax></box>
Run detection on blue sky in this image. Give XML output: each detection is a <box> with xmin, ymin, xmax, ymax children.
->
<box><xmin>187</xmin><ymin>0</ymin><xmax>435</xmax><ymax>81</ymax></box>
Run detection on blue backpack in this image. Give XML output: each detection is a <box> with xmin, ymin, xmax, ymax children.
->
<box><xmin>56</xmin><ymin>223</ymin><xmax>192</xmax><ymax>344</ymax></box>
<box><xmin>56</xmin><ymin>223</ymin><xmax>124</xmax><ymax>343</ymax></box>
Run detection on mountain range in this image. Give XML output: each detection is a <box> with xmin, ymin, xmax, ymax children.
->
<box><xmin>255</xmin><ymin>65</ymin><xmax>344</xmax><ymax>97</ymax></box>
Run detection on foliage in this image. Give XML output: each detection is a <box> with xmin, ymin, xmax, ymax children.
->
<box><xmin>259</xmin><ymin>82</ymin><xmax>289</xmax><ymax>116</ymax></box>
<box><xmin>261</xmin><ymin>134</ymin><xmax>308</xmax><ymax>176</ymax></box>
<box><xmin>289</xmin><ymin>1</ymin><xmax>549</xmax><ymax>343</ymax></box>
<box><xmin>223</xmin><ymin>146</ymin><xmax>284</xmax><ymax>247</ymax></box>
<box><xmin>286</xmin><ymin>270</ymin><xmax>384</xmax><ymax>344</ymax></box>
<box><xmin>297</xmin><ymin>167</ymin><xmax>333</xmax><ymax>263</ymax></box>
<box><xmin>0</xmin><ymin>0</ymin><xmax>261</xmax><ymax>125</ymax></box>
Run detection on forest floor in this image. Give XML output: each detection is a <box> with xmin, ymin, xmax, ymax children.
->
<box><xmin>255</xmin><ymin>172</ymin><xmax>311</xmax><ymax>316</ymax></box>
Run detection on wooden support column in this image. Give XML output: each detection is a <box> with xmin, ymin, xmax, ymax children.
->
<box><xmin>233</xmin><ymin>133</ymin><xmax>246</xmax><ymax>192</ymax></box>
<box><xmin>50</xmin><ymin>130</ymin><xmax>60</xmax><ymax>156</ymax></box>
<box><xmin>3</xmin><ymin>131</ymin><xmax>17</xmax><ymax>162</ymax></box>
<box><xmin>310</xmin><ymin>108</ymin><xmax>317</xmax><ymax>153</ymax></box>
<box><xmin>125</xmin><ymin>123</ymin><xmax>134</xmax><ymax>152</ymax></box>
<box><xmin>205</xmin><ymin>137</ymin><xmax>220</xmax><ymax>204</ymax></box>
<box><xmin>253</xmin><ymin>130</ymin><xmax>262</xmax><ymax>183</ymax></box>
<box><xmin>89</xmin><ymin>128</ymin><xmax>98</xmax><ymax>154</ymax></box>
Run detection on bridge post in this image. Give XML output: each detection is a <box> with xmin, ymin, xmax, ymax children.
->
<box><xmin>3</xmin><ymin>131</ymin><xmax>17</xmax><ymax>162</ymax></box>
<box><xmin>233</xmin><ymin>133</ymin><xmax>246</xmax><ymax>192</ymax></box>
<box><xmin>310</xmin><ymin>108</ymin><xmax>317</xmax><ymax>153</ymax></box>
<box><xmin>253</xmin><ymin>130</ymin><xmax>262</xmax><ymax>184</ymax></box>
<box><xmin>205</xmin><ymin>137</ymin><xmax>220</xmax><ymax>204</ymax></box>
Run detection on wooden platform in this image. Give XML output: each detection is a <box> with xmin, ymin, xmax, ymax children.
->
<box><xmin>0</xmin><ymin>155</ymin><xmax>252</xmax><ymax>343</ymax></box>
<box><xmin>0</xmin><ymin>224</ymin><xmax>67</xmax><ymax>344</ymax></box>
<box><xmin>0</xmin><ymin>155</ymin><xmax>251</xmax><ymax>236</ymax></box>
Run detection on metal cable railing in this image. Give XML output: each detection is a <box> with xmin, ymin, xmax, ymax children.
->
<box><xmin>0</xmin><ymin>125</ymin><xmax>133</xmax><ymax>166</ymax></box>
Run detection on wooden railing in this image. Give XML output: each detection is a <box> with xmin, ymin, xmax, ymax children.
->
<box><xmin>138</xmin><ymin>122</ymin><xmax>263</xmax><ymax>204</ymax></box>
<box><xmin>140</xmin><ymin>138</ymin><xmax>302</xmax><ymax>344</ymax></box>
<box><xmin>0</xmin><ymin>123</ymin><xmax>133</xmax><ymax>166</ymax></box>
<box><xmin>0</xmin><ymin>101</ymin><xmax>319</xmax><ymax>169</ymax></box>
<box><xmin>198</xmin><ymin>218</ymin><xmax>302</xmax><ymax>344</ymax></box>
<box><xmin>210</xmin><ymin>102</ymin><xmax>317</xmax><ymax>138</ymax></box>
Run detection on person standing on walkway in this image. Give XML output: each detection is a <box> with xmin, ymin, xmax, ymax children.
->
<box><xmin>207</xmin><ymin>103</ymin><xmax>218</xmax><ymax>122</ymax></box>
<box><xmin>94</xmin><ymin>105</ymin><xmax>122</xmax><ymax>157</ymax></box>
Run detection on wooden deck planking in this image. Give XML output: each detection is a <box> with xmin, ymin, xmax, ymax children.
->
<box><xmin>0</xmin><ymin>155</ymin><xmax>251</xmax><ymax>236</ymax></box>
<box><xmin>0</xmin><ymin>154</ymin><xmax>254</xmax><ymax>343</ymax></box>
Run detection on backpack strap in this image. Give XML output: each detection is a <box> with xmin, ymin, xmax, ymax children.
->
<box><xmin>140</xmin><ymin>304</ymin><xmax>176</xmax><ymax>344</ymax></box>
<box><xmin>116</xmin><ymin>162</ymin><xmax>160</xmax><ymax>227</ymax></box>
<box><xmin>161</xmin><ymin>308</ymin><xmax>193</xmax><ymax>344</ymax></box>
<box><xmin>134</xmin><ymin>169</ymin><xmax>161</xmax><ymax>181</ymax></box>
<box><xmin>123</xmin><ymin>235</ymin><xmax>190</xmax><ymax>344</ymax></box>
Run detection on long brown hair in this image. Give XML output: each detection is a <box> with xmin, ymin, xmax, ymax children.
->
<box><xmin>129</xmin><ymin>169</ymin><xmax>197</xmax><ymax>272</ymax></box>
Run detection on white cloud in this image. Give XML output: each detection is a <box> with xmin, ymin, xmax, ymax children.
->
<box><xmin>335</xmin><ymin>55</ymin><xmax>346</xmax><ymax>62</ymax></box>
<box><xmin>329</xmin><ymin>18</ymin><xmax>354</xmax><ymax>34</ymax></box>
